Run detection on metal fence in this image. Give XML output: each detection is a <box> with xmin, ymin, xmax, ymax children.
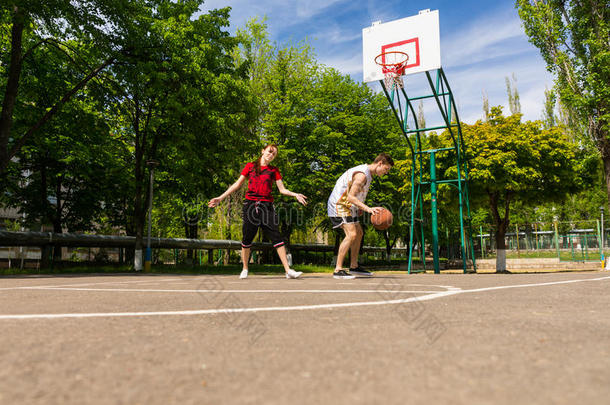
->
<box><xmin>0</xmin><ymin>230</ymin><xmax>408</xmax><ymax>269</ymax></box>
<box><xmin>475</xmin><ymin>225</ymin><xmax>608</xmax><ymax>262</ymax></box>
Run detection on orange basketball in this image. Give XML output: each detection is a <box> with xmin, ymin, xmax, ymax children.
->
<box><xmin>371</xmin><ymin>208</ymin><xmax>393</xmax><ymax>230</ymax></box>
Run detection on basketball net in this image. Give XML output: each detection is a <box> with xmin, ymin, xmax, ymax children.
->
<box><xmin>374</xmin><ymin>51</ymin><xmax>408</xmax><ymax>90</ymax></box>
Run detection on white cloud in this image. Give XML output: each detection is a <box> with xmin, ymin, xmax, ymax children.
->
<box><xmin>311</xmin><ymin>23</ymin><xmax>361</xmax><ymax>45</ymax></box>
<box><xmin>199</xmin><ymin>0</ymin><xmax>352</xmax><ymax>33</ymax></box>
<box><xmin>445</xmin><ymin>51</ymin><xmax>554</xmax><ymax>123</ymax></box>
<box><xmin>295</xmin><ymin>0</ymin><xmax>346</xmax><ymax>19</ymax></box>
<box><xmin>442</xmin><ymin>12</ymin><xmax>525</xmax><ymax>68</ymax></box>
<box><xmin>320</xmin><ymin>52</ymin><xmax>362</xmax><ymax>75</ymax></box>
<box><xmin>197</xmin><ymin>1</ymin><xmax>291</xmax><ymax>34</ymax></box>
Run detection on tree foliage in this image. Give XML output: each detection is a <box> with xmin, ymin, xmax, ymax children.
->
<box><xmin>0</xmin><ymin>0</ymin><xmax>152</xmax><ymax>173</ymax></box>
<box><xmin>516</xmin><ymin>0</ymin><xmax>610</xmax><ymax>205</ymax></box>
<box><xmin>439</xmin><ymin>106</ymin><xmax>582</xmax><ymax>268</ymax></box>
<box><xmin>105</xmin><ymin>2</ymin><xmax>254</xmax><ymax>265</ymax></box>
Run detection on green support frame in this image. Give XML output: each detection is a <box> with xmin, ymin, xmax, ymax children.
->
<box><xmin>379</xmin><ymin>68</ymin><xmax>477</xmax><ymax>274</ymax></box>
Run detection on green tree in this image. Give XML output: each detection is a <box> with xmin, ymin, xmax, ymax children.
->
<box><xmin>5</xmin><ymin>98</ymin><xmax>126</xmax><ymax>256</ymax></box>
<box><xmin>0</xmin><ymin>38</ymin><xmax>130</xmax><ymax>263</ymax></box>
<box><xmin>0</xmin><ymin>0</ymin><xmax>150</xmax><ymax>173</ymax></box>
<box><xmin>106</xmin><ymin>3</ymin><xmax>253</xmax><ymax>269</ymax></box>
<box><xmin>542</xmin><ymin>87</ymin><xmax>556</xmax><ymax>128</ymax></box>
<box><xmin>450</xmin><ymin>107</ymin><xmax>581</xmax><ymax>271</ymax></box>
<box><xmin>505</xmin><ymin>73</ymin><xmax>521</xmax><ymax>115</ymax></box>
<box><xmin>517</xmin><ymin>0</ymin><xmax>610</xmax><ymax>208</ymax></box>
<box><xmin>482</xmin><ymin>90</ymin><xmax>490</xmax><ymax>121</ymax></box>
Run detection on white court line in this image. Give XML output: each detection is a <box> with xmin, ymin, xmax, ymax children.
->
<box><xmin>0</xmin><ymin>291</ymin><xmax>459</xmax><ymax>320</ymax></box>
<box><xmin>16</xmin><ymin>287</ymin><xmax>444</xmax><ymax>294</ymax></box>
<box><xmin>0</xmin><ymin>278</ymin><xmax>182</xmax><ymax>290</ymax></box>
<box><xmin>1</xmin><ymin>275</ymin><xmax>608</xmax><ymax>320</ymax></box>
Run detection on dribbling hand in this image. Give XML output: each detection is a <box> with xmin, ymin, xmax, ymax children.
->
<box><xmin>369</xmin><ymin>206</ymin><xmax>384</xmax><ymax>216</ymax></box>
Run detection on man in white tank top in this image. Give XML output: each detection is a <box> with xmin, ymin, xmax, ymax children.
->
<box><xmin>327</xmin><ymin>153</ymin><xmax>394</xmax><ymax>279</ymax></box>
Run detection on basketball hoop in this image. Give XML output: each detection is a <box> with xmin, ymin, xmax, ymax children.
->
<box><xmin>374</xmin><ymin>51</ymin><xmax>409</xmax><ymax>89</ymax></box>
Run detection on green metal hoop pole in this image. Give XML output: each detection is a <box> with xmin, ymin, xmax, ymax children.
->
<box><xmin>378</xmin><ymin>68</ymin><xmax>477</xmax><ymax>274</ymax></box>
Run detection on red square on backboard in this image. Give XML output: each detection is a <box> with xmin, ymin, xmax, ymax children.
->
<box><xmin>381</xmin><ymin>38</ymin><xmax>420</xmax><ymax>73</ymax></box>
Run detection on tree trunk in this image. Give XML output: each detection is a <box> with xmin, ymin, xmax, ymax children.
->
<box><xmin>38</xmin><ymin>161</ymin><xmax>50</xmax><ymax>268</ymax></box>
<box><xmin>494</xmin><ymin>227</ymin><xmax>508</xmax><ymax>272</ymax></box>
<box><xmin>184</xmin><ymin>222</ymin><xmax>192</xmax><ymax>263</ymax></box>
<box><xmin>382</xmin><ymin>230</ymin><xmax>398</xmax><ymax>264</ymax></box>
<box><xmin>53</xmin><ymin>214</ymin><xmax>63</xmax><ymax>261</ymax></box>
<box><xmin>383</xmin><ymin>230</ymin><xmax>391</xmax><ymax>263</ymax></box>
<box><xmin>185</xmin><ymin>222</ymin><xmax>198</xmax><ymax>264</ymax></box>
<box><xmin>0</xmin><ymin>6</ymin><xmax>25</xmax><ymax>172</ymax></box>
<box><xmin>133</xmin><ymin>106</ymin><xmax>144</xmax><ymax>270</ymax></box>
<box><xmin>134</xmin><ymin>163</ymin><xmax>144</xmax><ymax>269</ymax></box>
<box><xmin>489</xmin><ymin>190</ymin><xmax>511</xmax><ymax>273</ymax></box>
<box><xmin>125</xmin><ymin>217</ymin><xmax>135</xmax><ymax>266</ymax></box>
<box><xmin>602</xmin><ymin>155</ymin><xmax>610</xmax><ymax>214</ymax></box>
<box><xmin>52</xmin><ymin>177</ymin><xmax>63</xmax><ymax>261</ymax></box>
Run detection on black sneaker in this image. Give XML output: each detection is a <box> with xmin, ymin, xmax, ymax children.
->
<box><xmin>333</xmin><ymin>270</ymin><xmax>356</xmax><ymax>280</ymax></box>
<box><xmin>349</xmin><ymin>266</ymin><xmax>373</xmax><ymax>277</ymax></box>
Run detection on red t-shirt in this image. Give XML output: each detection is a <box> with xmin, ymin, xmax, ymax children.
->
<box><xmin>241</xmin><ymin>162</ymin><xmax>282</xmax><ymax>202</ymax></box>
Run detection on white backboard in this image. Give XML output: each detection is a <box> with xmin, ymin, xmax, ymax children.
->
<box><xmin>362</xmin><ymin>10</ymin><xmax>441</xmax><ymax>83</ymax></box>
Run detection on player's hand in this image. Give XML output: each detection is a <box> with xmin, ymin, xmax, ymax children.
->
<box><xmin>369</xmin><ymin>206</ymin><xmax>383</xmax><ymax>216</ymax></box>
<box><xmin>295</xmin><ymin>193</ymin><xmax>308</xmax><ymax>206</ymax></box>
<box><xmin>208</xmin><ymin>197</ymin><xmax>222</xmax><ymax>207</ymax></box>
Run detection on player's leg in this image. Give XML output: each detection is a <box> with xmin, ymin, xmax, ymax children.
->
<box><xmin>348</xmin><ymin>223</ymin><xmax>373</xmax><ymax>277</ymax></box>
<box><xmin>334</xmin><ymin>221</ymin><xmax>358</xmax><ymax>279</ymax></box>
<box><xmin>240</xmin><ymin>201</ymin><xmax>258</xmax><ymax>279</ymax></box>
<box><xmin>260</xmin><ymin>202</ymin><xmax>301</xmax><ymax>279</ymax></box>
<box><xmin>240</xmin><ymin>247</ymin><xmax>251</xmax><ymax>275</ymax></box>
<box><xmin>349</xmin><ymin>223</ymin><xmax>363</xmax><ymax>268</ymax></box>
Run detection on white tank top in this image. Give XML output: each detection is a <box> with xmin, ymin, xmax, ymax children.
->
<box><xmin>327</xmin><ymin>164</ymin><xmax>372</xmax><ymax>217</ymax></box>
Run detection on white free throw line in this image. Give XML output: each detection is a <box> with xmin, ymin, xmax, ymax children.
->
<box><xmin>14</xmin><ymin>287</ymin><xmax>445</xmax><ymax>294</ymax></box>
<box><xmin>1</xmin><ymin>275</ymin><xmax>608</xmax><ymax>320</ymax></box>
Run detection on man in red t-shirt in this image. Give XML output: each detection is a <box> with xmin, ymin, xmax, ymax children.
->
<box><xmin>208</xmin><ymin>144</ymin><xmax>307</xmax><ymax>279</ymax></box>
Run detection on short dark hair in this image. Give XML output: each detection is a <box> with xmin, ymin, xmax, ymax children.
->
<box><xmin>373</xmin><ymin>153</ymin><xmax>394</xmax><ymax>166</ymax></box>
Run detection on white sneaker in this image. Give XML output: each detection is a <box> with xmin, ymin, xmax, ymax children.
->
<box><xmin>239</xmin><ymin>269</ymin><xmax>248</xmax><ymax>279</ymax></box>
<box><xmin>285</xmin><ymin>269</ymin><xmax>302</xmax><ymax>279</ymax></box>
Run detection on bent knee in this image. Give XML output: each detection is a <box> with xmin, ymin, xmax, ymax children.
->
<box><xmin>342</xmin><ymin>230</ymin><xmax>358</xmax><ymax>241</ymax></box>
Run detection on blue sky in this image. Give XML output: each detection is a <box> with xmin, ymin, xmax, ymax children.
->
<box><xmin>200</xmin><ymin>0</ymin><xmax>554</xmax><ymax>124</ymax></box>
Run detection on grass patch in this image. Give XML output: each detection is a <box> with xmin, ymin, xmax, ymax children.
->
<box><xmin>481</xmin><ymin>250</ymin><xmax>603</xmax><ymax>261</ymax></box>
<box><xmin>0</xmin><ymin>263</ymin><xmax>336</xmax><ymax>277</ymax></box>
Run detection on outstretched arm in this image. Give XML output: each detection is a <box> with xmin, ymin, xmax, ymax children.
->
<box><xmin>276</xmin><ymin>179</ymin><xmax>308</xmax><ymax>206</ymax></box>
<box><xmin>208</xmin><ymin>175</ymin><xmax>247</xmax><ymax>207</ymax></box>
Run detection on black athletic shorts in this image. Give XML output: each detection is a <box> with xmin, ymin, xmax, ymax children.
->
<box><xmin>329</xmin><ymin>216</ymin><xmax>360</xmax><ymax>229</ymax></box>
<box><xmin>241</xmin><ymin>200</ymin><xmax>285</xmax><ymax>249</ymax></box>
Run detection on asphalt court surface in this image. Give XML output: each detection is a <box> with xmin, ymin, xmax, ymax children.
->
<box><xmin>1</xmin><ymin>271</ymin><xmax>609</xmax><ymax>404</ymax></box>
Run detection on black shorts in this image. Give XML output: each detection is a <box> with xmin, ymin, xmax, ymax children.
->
<box><xmin>241</xmin><ymin>200</ymin><xmax>285</xmax><ymax>249</ymax></box>
<box><xmin>329</xmin><ymin>216</ymin><xmax>360</xmax><ymax>229</ymax></box>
